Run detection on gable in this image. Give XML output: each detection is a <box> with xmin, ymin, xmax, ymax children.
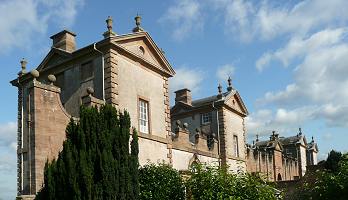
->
<box><xmin>224</xmin><ymin>91</ymin><xmax>248</xmax><ymax>116</ymax></box>
<box><xmin>114</xmin><ymin>32</ymin><xmax>175</xmax><ymax>77</ymax></box>
<box><xmin>37</xmin><ymin>48</ymin><xmax>72</xmax><ymax>71</ymax></box>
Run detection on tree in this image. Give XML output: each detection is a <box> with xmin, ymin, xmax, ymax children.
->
<box><xmin>36</xmin><ymin>105</ymin><xmax>139</xmax><ymax>200</ymax></box>
<box><xmin>299</xmin><ymin>151</ymin><xmax>348</xmax><ymax>200</ymax></box>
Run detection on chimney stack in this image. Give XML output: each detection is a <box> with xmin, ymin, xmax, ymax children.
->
<box><xmin>175</xmin><ymin>88</ymin><xmax>192</xmax><ymax>105</ymax></box>
<box><xmin>50</xmin><ymin>30</ymin><xmax>76</xmax><ymax>53</ymax></box>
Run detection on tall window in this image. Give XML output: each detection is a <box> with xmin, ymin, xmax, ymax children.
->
<box><xmin>233</xmin><ymin>135</ymin><xmax>239</xmax><ymax>157</ymax></box>
<box><xmin>139</xmin><ymin>99</ymin><xmax>149</xmax><ymax>133</ymax></box>
<box><xmin>201</xmin><ymin>112</ymin><xmax>212</xmax><ymax>125</ymax></box>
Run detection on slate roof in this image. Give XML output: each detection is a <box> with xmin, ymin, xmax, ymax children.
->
<box><xmin>191</xmin><ymin>91</ymin><xmax>232</xmax><ymax>107</ymax></box>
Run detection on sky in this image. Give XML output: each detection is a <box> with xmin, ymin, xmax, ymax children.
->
<box><xmin>0</xmin><ymin>0</ymin><xmax>348</xmax><ymax>199</ymax></box>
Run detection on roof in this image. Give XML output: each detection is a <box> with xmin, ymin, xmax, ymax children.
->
<box><xmin>279</xmin><ymin>135</ymin><xmax>303</xmax><ymax>146</ymax></box>
<box><xmin>171</xmin><ymin>88</ymin><xmax>248</xmax><ymax>117</ymax></box>
<box><xmin>191</xmin><ymin>91</ymin><xmax>230</xmax><ymax>107</ymax></box>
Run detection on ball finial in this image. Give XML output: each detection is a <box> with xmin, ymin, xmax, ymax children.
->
<box><xmin>47</xmin><ymin>74</ymin><xmax>56</xmax><ymax>84</ymax></box>
<box><xmin>86</xmin><ymin>87</ymin><xmax>94</xmax><ymax>95</ymax></box>
<box><xmin>30</xmin><ymin>69</ymin><xmax>39</xmax><ymax>79</ymax></box>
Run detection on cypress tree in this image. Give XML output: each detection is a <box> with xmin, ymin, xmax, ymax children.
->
<box><xmin>36</xmin><ymin>105</ymin><xmax>139</xmax><ymax>199</ymax></box>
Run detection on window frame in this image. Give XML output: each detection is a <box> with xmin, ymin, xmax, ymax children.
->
<box><xmin>201</xmin><ymin>112</ymin><xmax>212</xmax><ymax>125</ymax></box>
<box><xmin>233</xmin><ymin>135</ymin><xmax>239</xmax><ymax>157</ymax></box>
<box><xmin>138</xmin><ymin>97</ymin><xmax>151</xmax><ymax>134</ymax></box>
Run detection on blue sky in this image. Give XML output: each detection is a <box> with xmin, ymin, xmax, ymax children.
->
<box><xmin>1</xmin><ymin>0</ymin><xmax>348</xmax><ymax>199</ymax></box>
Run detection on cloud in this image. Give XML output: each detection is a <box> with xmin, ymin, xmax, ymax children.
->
<box><xmin>256</xmin><ymin>28</ymin><xmax>347</xmax><ymax>71</ymax></box>
<box><xmin>0</xmin><ymin>0</ymin><xmax>84</xmax><ymax>54</ymax></box>
<box><xmin>216</xmin><ymin>64</ymin><xmax>235</xmax><ymax>81</ymax></box>
<box><xmin>169</xmin><ymin>66</ymin><xmax>204</xmax><ymax>94</ymax></box>
<box><xmin>211</xmin><ymin>0</ymin><xmax>348</xmax><ymax>42</ymax></box>
<box><xmin>246</xmin><ymin>107</ymin><xmax>315</xmax><ymax>138</ymax></box>
<box><xmin>0</xmin><ymin>122</ymin><xmax>17</xmax><ymax>200</ymax></box>
<box><xmin>159</xmin><ymin>0</ymin><xmax>203</xmax><ymax>40</ymax></box>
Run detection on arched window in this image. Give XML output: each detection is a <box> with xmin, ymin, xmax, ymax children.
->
<box><xmin>277</xmin><ymin>173</ymin><xmax>282</xmax><ymax>181</ymax></box>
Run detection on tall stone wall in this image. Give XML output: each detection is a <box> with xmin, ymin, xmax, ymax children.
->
<box><xmin>16</xmin><ymin>78</ymin><xmax>71</xmax><ymax>199</ymax></box>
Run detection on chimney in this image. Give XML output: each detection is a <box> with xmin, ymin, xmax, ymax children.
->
<box><xmin>175</xmin><ymin>88</ymin><xmax>192</xmax><ymax>105</ymax></box>
<box><xmin>50</xmin><ymin>30</ymin><xmax>76</xmax><ymax>53</ymax></box>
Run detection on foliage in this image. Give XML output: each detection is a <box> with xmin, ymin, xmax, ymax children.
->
<box><xmin>299</xmin><ymin>151</ymin><xmax>348</xmax><ymax>200</ymax></box>
<box><xmin>36</xmin><ymin>105</ymin><xmax>139</xmax><ymax>200</ymax></box>
<box><xmin>139</xmin><ymin>163</ymin><xmax>186</xmax><ymax>200</ymax></box>
<box><xmin>324</xmin><ymin>150</ymin><xmax>342</xmax><ymax>172</ymax></box>
<box><xmin>186</xmin><ymin>164</ymin><xmax>280</xmax><ymax>200</ymax></box>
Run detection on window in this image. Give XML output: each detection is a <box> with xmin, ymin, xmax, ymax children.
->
<box><xmin>139</xmin><ymin>99</ymin><xmax>149</xmax><ymax>133</ymax></box>
<box><xmin>201</xmin><ymin>112</ymin><xmax>212</xmax><ymax>124</ymax></box>
<box><xmin>233</xmin><ymin>135</ymin><xmax>239</xmax><ymax>157</ymax></box>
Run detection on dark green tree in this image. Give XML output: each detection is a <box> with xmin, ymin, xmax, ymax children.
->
<box><xmin>36</xmin><ymin>105</ymin><xmax>139</xmax><ymax>200</ymax></box>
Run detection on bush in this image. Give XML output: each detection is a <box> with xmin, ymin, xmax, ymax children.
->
<box><xmin>139</xmin><ymin>163</ymin><xmax>186</xmax><ymax>200</ymax></box>
<box><xmin>300</xmin><ymin>152</ymin><xmax>348</xmax><ymax>200</ymax></box>
<box><xmin>186</xmin><ymin>164</ymin><xmax>280</xmax><ymax>200</ymax></box>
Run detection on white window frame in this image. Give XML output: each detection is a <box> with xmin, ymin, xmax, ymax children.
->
<box><xmin>233</xmin><ymin>135</ymin><xmax>239</xmax><ymax>157</ymax></box>
<box><xmin>201</xmin><ymin>112</ymin><xmax>212</xmax><ymax>125</ymax></box>
<box><xmin>139</xmin><ymin>99</ymin><xmax>149</xmax><ymax>134</ymax></box>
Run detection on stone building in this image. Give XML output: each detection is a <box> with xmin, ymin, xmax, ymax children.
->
<box><xmin>170</xmin><ymin>78</ymin><xmax>249</xmax><ymax>172</ymax></box>
<box><xmin>11</xmin><ymin>16</ymin><xmax>177</xmax><ymax>199</ymax></box>
<box><xmin>246</xmin><ymin>129</ymin><xmax>318</xmax><ymax>181</ymax></box>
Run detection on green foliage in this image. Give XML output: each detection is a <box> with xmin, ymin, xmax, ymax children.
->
<box><xmin>300</xmin><ymin>151</ymin><xmax>348</xmax><ymax>200</ymax></box>
<box><xmin>36</xmin><ymin>105</ymin><xmax>139</xmax><ymax>200</ymax></box>
<box><xmin>324</xmin><ymin>150</ymin><xmax>342</xmax><ymax>172</ymax></box>
<box><xmin>139</xmin><ymin>163</ymin><xmax>186</xmax><ymax>200</ymax></box>
<box><xmin>186</xmin><ymin>164</ymin><xmax>280</xmax><ymax>200</ymax></box>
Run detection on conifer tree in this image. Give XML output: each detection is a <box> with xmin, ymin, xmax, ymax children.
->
<box><xmin>36</xmin><ymin>105</ymin><xmax>139</xmax><ymax>200</ymax></box>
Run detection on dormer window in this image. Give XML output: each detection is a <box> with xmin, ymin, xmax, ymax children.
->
<box><xmin>201</xmin><ymin>112</ymin><xmax>212</xmax><ymax>125</ymax></box>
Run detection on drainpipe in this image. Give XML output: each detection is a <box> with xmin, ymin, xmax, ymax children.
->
<box><xmin>212</xmin><ymin>101</ymin><xmax>221</xmax><ymax>166</ymax></box>
<box><xmin>93</xmin><ymin>43</ymin><xmax>105</xmax><ymax>101</ymax></box>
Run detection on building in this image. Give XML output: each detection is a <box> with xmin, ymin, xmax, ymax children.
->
<box><xmin>170</xmin><ymin>78</ymin><xmax>249</xmax><ymax>172</ymax></box>
<box><xmin>11</xmin><ymin>16</ymin><xmax>177</xmax><ymax>199</ymax></box>
<box><xmin>246</xmin><ymin>129</ymin><xmax>319</xmax><ymax>181</ymax></box>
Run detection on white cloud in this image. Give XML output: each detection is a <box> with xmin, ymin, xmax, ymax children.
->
<box><xmin>216</xmin><ymin>64</ymin><xmax>235</xmax><ymax>81</ymax></box>
<box><xmin>246</xmin><ymin>107</ymin><xmax>314</xmax><ymax>139</ymax></box>
<box><xmin>170</xmin><ymin>67</ymin><xmax>204</xmax><ymax>94</ymax></box>
<box><xmin>0</xmin><ymin>0</ymin><xmax>84</xmax><ymax>54</ymax></box>
<box><xmin>0</xmin><ymin>122</ymin><xmax>17</xmax><ymax>200</ymax></box>
<box><xmin>256</xmin><ymin>28</ymin><xmax>347</xmax><ymax>71</ymax></box>
<box><xmin>0</xmin><ymin>122</ymin><xmax>16</xmax><ymax>147</ymax></box>
<box><xmin>159</xmin><ymin>0</ymin><xmax>203</xmax><ymax>40</ymax></box>
<box><xmin>211</xmin><ymin>0</ymin><xmax>348</xmax><ymax>42</ymax></box>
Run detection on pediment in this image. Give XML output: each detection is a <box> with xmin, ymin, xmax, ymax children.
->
<box><xmin>114</xmin><ymin>32</ymin><xmax>175</xmax><ymax>77</ymax></box>
<box><xmin>224</xmin><ymin>91</ymin><xmax>248</xmax><ymax>116</ymax></box>
<box><xmin>36</xmin><ymin>48</ymin><xmax>72</xmax><ymax>71</ymax></box>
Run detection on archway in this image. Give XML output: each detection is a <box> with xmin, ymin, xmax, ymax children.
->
<box><xmin>277</xmin><ymin>173</ymin><xmax>282</xmax><ymax>181</ymax></box>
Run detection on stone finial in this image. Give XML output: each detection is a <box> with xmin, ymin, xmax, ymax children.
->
<box><xmin>47</xmin><ymin>74</ymin><xmax>56</xmax><ymax>85</ymax></box>
<box><xmin>217</xmin><ymin>83</ymin><xmax>223</xmax><ymax>99</ymax></box>
<box><xmin>19</xmin><ymin>58</ymin><xmax>27</xmax><ymax>75</ymax></box>
<box><xmin>103</xmin><ymin>16</ymin><xmax>116</xmax><ymax>38</ymax></box>
<box><xmin>176</xmin><ymin>120</ymin><xmax>181</xmax><ymax>127</ymax></box>
<box><xmin>183</xmin><ymin>122</ymin><xmax>188</xmax><ymax>129</ymax></box>
<box><xmin>256</xmin><ymin>134</ymin><xmax>259</xmax><ymax>142</ymax></box>
<box><xmin>133</xmin><ymin>14</ymin><xmax>144</xmax><ymax>33</ymax></box>
<box><xmin>227</xmin><ymin>76</ymin><xmax>233</xmax><ymax>92</ymax></box>
<box><xmin>86</xmin><ymin>87</ymin><xmax>94</xmax><ymax>96</ymax></box>
<box><xmin>311</xmin><ymin>136</ymin><xmax>314</xmax><ymax>142</ymax></box>
<box><xmin>30</xmin><ymin>69</ymin><xmax>39</xmax><ymax>80</ymax></box>
<box><xmin>299</xmin><ymin>127</ymin><xmax>302</xmax><ymax>135</ymax></box>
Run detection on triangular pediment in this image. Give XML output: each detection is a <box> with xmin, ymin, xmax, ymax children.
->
<box><xmin>224</xmin><ymin>91</ymin><xmax>248</xmax><ymax>116</ymax></box>
<box><xmin>114</xmin><ymin>32</ymin><xmax>175</xmax><ymax>76</ymax></box>
<box><xmin>37</xmin><ymin>48</ymin><xmax>72</xmax><ymax>71</ymax></box>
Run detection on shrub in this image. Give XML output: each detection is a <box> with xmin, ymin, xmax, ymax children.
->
<box><xmin>139</xmin><ymin>163</ymin><xmax>186</xmax><ymax>200</ymax></box>
<box><xmin>186</xmin><ymin>164</ymin><xmax>279</xmax><ymax>200</ymax></box>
